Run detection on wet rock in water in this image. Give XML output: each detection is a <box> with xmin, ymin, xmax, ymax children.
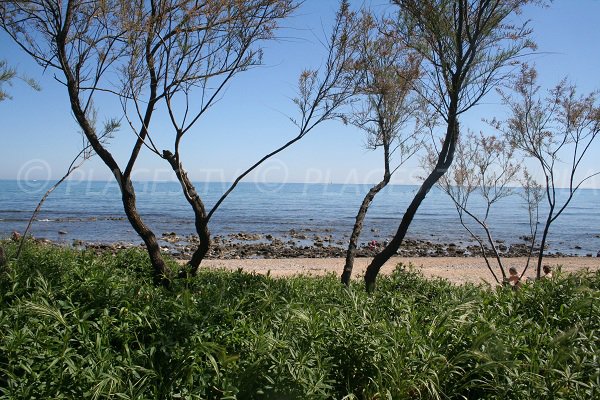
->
<box><xmin>586</xmin><ymin>253</ymin><xmax>592</xmax><ymax>257</ymax></box>
<box><xmin>574</xmin><ymin>245</ymin><xmax>582</xmax><ymax>250</ymax></box>
<box><xmin>597</xmin><ymin>251</ymin><xmax>600</xmax><ymax>257</ymax></box>
<box><xmin>0</xmin><ymin>246</ymin><xmax>6</xmax><ymax>267</ymax></box>
<box><xmin>58</xmin><ymin>230</ymin><xmax>68</xmax><ymax>235</ymax></box>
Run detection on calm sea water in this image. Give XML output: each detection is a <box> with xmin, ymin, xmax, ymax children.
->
<box><xmin>0</xmin><ymin>180</ymin><xmax>598</xmax><ymax>255</ymax></box>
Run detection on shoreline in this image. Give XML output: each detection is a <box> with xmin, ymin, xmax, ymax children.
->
<box><xmin>5</xmin><ymin>235</ymin><xmax>599</xmax><ymax>284</ymax></box>
<box><xmin>15</xmin><ymin>228</ymin><xmax>600</xmax><ymax>261</ymax></box>
<box><xmin>89</xmin><ymin>230</ymin><xmax>600</xmax><ymax>260</ymax></box>
<box><xmin>193</xmin><ymin>256</ymin><xmax>600</xmax><ymax>285</ymax></box>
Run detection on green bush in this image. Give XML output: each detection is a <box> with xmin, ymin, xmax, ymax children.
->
<box><xmin>0</xmin><ymin>241</ymin><xmax>598</xmax><ymax>399</ymax></box>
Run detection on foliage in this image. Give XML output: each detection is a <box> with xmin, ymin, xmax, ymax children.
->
<box><xmin>0</xmin><ymin>0</ymin><xmax>297</xmax><ymax>284</ymax></box>
<box><xmin>340</xmin><ymin>7</ymin><xmax>424</xmax><ymax>285</ymax></box>
<box><xmin>363</xmin><ymin>0</ymin><xmax>542</xmax><ymax>290</ymax></box>
<box><xmin>491</xmin><ymin>65</ymin><xmax>600</xmax><ymax>278</ymax></box>
<box><xmin>0</xmin><ymin>59</ymin><xmax>39</xmax><ymax>101</ymax></box>
<box><xmin>425</xmin><ymin>132</ymin><xmax>522</xmax><ymax>283</ymax></box>
<box><xmin>1</xmin><ymin>241</ymin><xmax>599</xmax><ymax>399</ymax></box>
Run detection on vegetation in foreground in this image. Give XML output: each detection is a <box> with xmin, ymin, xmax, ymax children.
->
<box><xmin>0</xmin><ymin>242</ymin><xmax>599</xmax><ymax>399</ymax></box>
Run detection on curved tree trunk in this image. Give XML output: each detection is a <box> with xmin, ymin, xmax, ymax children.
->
<box><xmin>56</xmin><ymin>24</ymin><xmax>170</xmax><ymax>286</ymax></box>
<box><xmin>341</xmin><ymin>175</ymin><xmax>390</xmax><ymax>285</ymax></box>
<box><xmin>364</xmin><ymin>119</ymin><xmax>458</xmax><ymax>292</ymax></box>
<box><xmin>535</xmin><ymin>210</ymin><xmax>553</xmax><ymax>279</ymax></box>
<box><xmin>363</xmin><ymin>171</ymin><xmax>445</xmax><ymax>291</ymax></box>
<box><xmin>186</xmin><ymin>221</ymin><xmax>211</xmax><ymax>276</ymax></box>
<box><xmin>120</xmin><ymin>179</ymin><xmax>171</xmax><ymax>286</ymax></box>
<box><xmin>163</xmin><ymin>151</ymin><xmax>212</xmax><ymax>277</ymax></box>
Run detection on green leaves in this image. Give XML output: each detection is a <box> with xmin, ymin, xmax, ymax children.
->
<box><xmin>1</xmin><ymin>242</ymin><xmax>599</xmax><ymax>398</ymax></box>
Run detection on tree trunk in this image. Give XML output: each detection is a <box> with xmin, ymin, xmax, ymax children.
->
<box><xmin>364</xmin><ymin>120</ymin><xmax>458</xmax><ymax>292</ymax></box>
<box><xmin>341</xmin><ymin>176</ymin><xmax>390</xmax><ymax>285</ymax></box>
<box><xmin>120</xmin><ymin>179</ymin><xmax>171</xmax><ymax>286</ymax></box>
<box><xmin>186</xmin><ymin>221</ymin><xmax>211</xmax><ymax>276</ymax></box>
<box><xmin>0</xmin><ymin>246</ymin><xmax>6</xmax><ymax>267</ymax></box>
<box><xmin>536</xmin><ymin>210</ymin><xmax>553</xmax><ymax>279</ymax></box>
<box><xmin>363</xmin><ymin>170</ymin><xmax>446</xmax><ymax>291</ymax></box>
<box><xmin>163</xmin><ymin>151</ymin><xmax>212</xmax><ymax>277</ymax></box>
<box><xmin>55</xmin><ymin>21</ymin><xmax>170</xmax><ymax>286</ymax></box>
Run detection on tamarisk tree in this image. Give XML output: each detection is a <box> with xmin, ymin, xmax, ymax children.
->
<box><xmin>426</xmin><ymin>132</ymin><xmax>520</xmax><ymax>284</ymax></box>
<box><xmin>119</xmin><ymin>0</ymin><xmax>298</xmax><ymax>277</ymax></box>
<box><xmin>492</xmin><ymin>65</ymin><xmax>600</xmax><ymax>278</ymax></box>
<box><xmin>363</xmin><ymin>0</ymin><xmax>541</xmax><ymax>291</ymax></box>
<box><xmin>340</xmin><ymin>10</ymin><xmax>422</xmax><ymax>285</ymax></box>
<box><xmin>1</xmin><ymin>0</ymin><xmax>175</xmax><ymax>285</ymax></box>
<box><xmin>121</xmin><ymin>0</ymin><xmax>359</xmax><ymax>277</ymax></box>
<box><xmin>1</xmin><ymin>0</ymin><xmax>298</xmax><ymax>284</ymax></box>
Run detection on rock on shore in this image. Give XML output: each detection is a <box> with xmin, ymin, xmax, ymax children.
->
<box><xmin>77</xmin><ymin>229</ymin><xmax>573</xmax><ymax>260</ymax></box>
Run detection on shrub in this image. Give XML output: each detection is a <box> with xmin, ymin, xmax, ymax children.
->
<box><xmin>0</xmin><ymin>242</ymin><xmax>598</xmax><ymax>399</ymax></box>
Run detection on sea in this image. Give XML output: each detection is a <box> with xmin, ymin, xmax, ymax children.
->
<box><xmin>0</xmin><ymin>180</ymin><xmax>599</xmax><ymax>255</ymax></box>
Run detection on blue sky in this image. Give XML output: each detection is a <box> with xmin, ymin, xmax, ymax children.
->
<box><xmin>1</xmin><ymin>0</ymin><xmax>600</xmax><ymax>187</ymax></box>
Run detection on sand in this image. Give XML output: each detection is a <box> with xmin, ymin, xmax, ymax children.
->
<box><xmin>194</xmin><ymin>256</ymin><xmax>600</xmax><ymax>285</ymax></box>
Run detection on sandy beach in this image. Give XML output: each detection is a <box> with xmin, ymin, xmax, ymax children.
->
<box><xmin>195</xmin><ymin>256</ymin><xmax>600</xmax><ymax>284</ymax></box>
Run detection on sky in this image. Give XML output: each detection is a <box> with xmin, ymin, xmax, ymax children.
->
<box><xmin>1</xmin><ymin>0</ymin><xmax>600</xmax><ymax>188</ymax></box>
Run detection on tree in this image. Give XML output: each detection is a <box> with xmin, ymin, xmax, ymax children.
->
<box><xmin>518</xmin><ymin>167</ymin><xmax>544</xmax><ymax>278</ymax></box>
<box><xmin>363</xmin><ymin>0</ymin><xmax>540</xmax><ymax>291</ymax></box>
<box><xmin>492</xmin><ymin>65</ymin><xmax>600</xmax><ymax>278</ymax></box>
<box><xmin>115</xmin><ymin>0</ymin><xmax>303</xmax><ymax>277</ymax></box>
<box><xmin>1</xmin><ymin>0</ymin><xmax>170</xmax><ymax>284</ymax></box>
<box><xmin>145</xmin><ymin>1</ymin><xmax>356</xmax><ymax>276</ymax></box>
<box><xmin>1</xmin><ymin>0</ymin><xmax>296</xmax><ymax>285</ymax></box>
<box><xmin>340</xmin><ymin>10</ymin><xmax>422</xmax><ymax>285</ymax></box>
<box><xmin>426</xmin><ymin>132</ymin><xmax>521</xmax><ymax>284</ymax></box>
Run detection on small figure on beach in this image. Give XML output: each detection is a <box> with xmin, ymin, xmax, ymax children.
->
<box><xmin>542</xmin><ymin>265</ymin><xmax>553</xmax><ymax>279</ymax></box>
<box><xmin>11</xmin><ymin>231</ymin><xmax>21</xmax><ymax>241</ymax></box>
<box><xmin>508</xmin><ymin>267</ymin><xmax>521</xmax><ymax>288</ymax></box>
